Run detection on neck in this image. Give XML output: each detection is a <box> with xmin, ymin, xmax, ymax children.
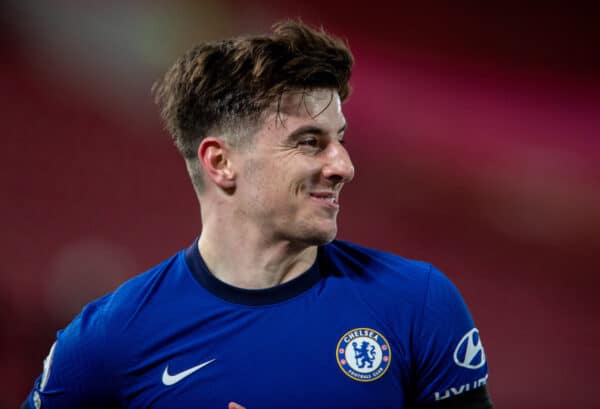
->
<box><xmin>198</xmin><ymin>218</ymin><xmax>318</xmax><ymax>289</ymax></box>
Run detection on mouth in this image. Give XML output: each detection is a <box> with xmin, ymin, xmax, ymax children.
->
<box><xmin>309</xmin><ymin>192</ymin><xmax>339</xmax><ymax>209</ymax></box>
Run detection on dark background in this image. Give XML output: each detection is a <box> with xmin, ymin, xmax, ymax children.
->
<box><xmin>2</xmin><ymin>2</ymin><xmax>599</xmax><ymax>408</ymax></box>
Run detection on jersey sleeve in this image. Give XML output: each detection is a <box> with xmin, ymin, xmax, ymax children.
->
<box><xmin>25</xmin><ymin>294</ymin><xmax>119</xmax><ymax>409</ymax></box>
<box><xmin>412</xmin><ymin>265</ymin><xmax>490</xmax><ymax>405</ymax></box>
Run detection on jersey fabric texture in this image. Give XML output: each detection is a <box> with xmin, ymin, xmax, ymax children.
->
<box><xmin>26</xmin><ymin>239</ymin><xmax>489</xmax><ymax>409</ymax></box>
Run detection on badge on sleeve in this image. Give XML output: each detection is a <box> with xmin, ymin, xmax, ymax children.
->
<box><xmin>40</xmin><ymin>341</ymin><xmax>57</xmax><ymax>390</ymax></box>
<box><xmin>34</xmin><ymin>341</ymin><xmax>57</xmax><ymax>409</ymax></box>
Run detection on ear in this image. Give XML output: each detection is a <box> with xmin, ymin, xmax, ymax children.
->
<box><xmin>198</xmin><ymin>137</ymin><xmax>236</xmax><ymax>190</ymax></box>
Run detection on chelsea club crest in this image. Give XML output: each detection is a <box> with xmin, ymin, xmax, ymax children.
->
<box><xmin>336</xmin><ymin>327</ymin><xmax>391</xmax><ymax>382</ymax></box>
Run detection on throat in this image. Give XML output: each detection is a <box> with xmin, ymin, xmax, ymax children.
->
<box><xmin>198</xmin><ymin>237</ymin><xmax>317</xmax><ymax>289</ymax></box>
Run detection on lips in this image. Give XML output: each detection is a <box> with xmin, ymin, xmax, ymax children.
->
<box><xmin>309</xmin><ymin>192</ymin><xmax>339</xmax><ymax>206</ymax></box>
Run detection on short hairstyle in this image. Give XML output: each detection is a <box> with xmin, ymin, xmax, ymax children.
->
<box><xmin>152</xmin><ymin>19</ymin><xmax>354</xmax><ymax>193</ymax></box>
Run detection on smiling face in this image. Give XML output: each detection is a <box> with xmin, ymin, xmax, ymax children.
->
<box><xmin>230</xmin><ymin>89</ymin><xmax>355</xmax><ymax>247</ymax></box>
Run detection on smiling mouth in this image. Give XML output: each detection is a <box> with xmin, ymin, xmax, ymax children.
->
<box><xmin>309</xmin><ymin>192</ymin><xmax>339</xmax><ymax>207</ymax></box>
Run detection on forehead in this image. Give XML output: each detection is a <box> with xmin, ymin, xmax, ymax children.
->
<box><xmin>264</xmin><ymin>89</ymin><xmax>345</xmax><ymax>130</ymax></box>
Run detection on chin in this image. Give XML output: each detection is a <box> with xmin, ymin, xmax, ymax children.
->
<box><xmin>301</xmin><ymin>227</ymin><xmax>338</xmax><ymax>246</ymax></box>
<box><xmin>286</xmin><ymin>219</ymin><xmax>338</xmax><ymax>247</ymax></box>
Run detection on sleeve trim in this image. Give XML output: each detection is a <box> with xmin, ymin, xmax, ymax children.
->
<box><xmin>416</xmin><ymin>386</ymin><xmax>493</xmax><ymax>409</ymax></box>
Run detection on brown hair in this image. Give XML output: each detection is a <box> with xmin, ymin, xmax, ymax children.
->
<box><xmin>152</xmin><ymin>19</ymin><xmax>354</xmax><ymax>193</ymax></box>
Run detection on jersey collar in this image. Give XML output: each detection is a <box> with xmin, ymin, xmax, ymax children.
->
<box><xmin>185</xmin><ymin>238</ymin><xmax>322</xmax><ymax>306</ymax></box>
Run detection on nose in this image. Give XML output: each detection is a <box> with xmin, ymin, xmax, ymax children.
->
<box><xmin>322</xmin><ymin>140</ymin><xmax>355</xmax><ymax>184</ymax></box>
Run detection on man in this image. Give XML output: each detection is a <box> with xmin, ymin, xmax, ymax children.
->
<box><xmin>23</xmin><ymin>20</ymin><xmax>492</xmax><ymax>409</ymax></box>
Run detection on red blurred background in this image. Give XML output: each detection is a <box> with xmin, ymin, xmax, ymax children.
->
<box><xmin>2</xmin><ymin>2</ymin><xmax>599</xmax><ymax>408</ymax></box>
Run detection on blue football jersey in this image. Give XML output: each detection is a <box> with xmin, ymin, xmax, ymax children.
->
<box><xmin>26</xmin><ymin>239</ymin><xmax>489</xmax><ymax>409</ymax></box>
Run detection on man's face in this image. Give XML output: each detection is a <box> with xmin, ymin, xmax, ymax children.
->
<box><xmin>231</xmin><ymin>89</ymin><xmax>355</xmax><ymax>246</ymax></box>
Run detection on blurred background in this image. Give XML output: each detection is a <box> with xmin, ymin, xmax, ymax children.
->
<box><xmin>1</xmin><ymin>1</ymin><xmax>599</xmax><ymax>408</ymax></box>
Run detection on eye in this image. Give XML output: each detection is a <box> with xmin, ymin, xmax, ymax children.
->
<box><xmin>297</xmin><ymin>138</ymin><xmax>319</xmax><ymax>147</ymax></box>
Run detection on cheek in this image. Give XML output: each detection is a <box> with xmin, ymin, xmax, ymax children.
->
<box><xmin>246</xmin><ymin>156</ymin><xmax>316</xmax><ymax>200</ymax></box>
<box><xmin>250</xmin><ymin>167</ymin><xmax>292</xmax><ymax>203</ymax></box>
<box><xmin>288</xmin><ymin>174</ymin><xmax>312</xmax><ymax>198</ymax></box>
<box><xmin>290</xmin><ymin>161</ymin><xmax>321</xmax><ymax>192</ymax></box>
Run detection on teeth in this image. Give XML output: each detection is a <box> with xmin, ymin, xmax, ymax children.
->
<box><xmin>317</xmin><ymin>196</ymin><xmax>335</xmax><ymax>203</ymax></box>
<box><xmin>311</xmin><ymin>193</ymin><xmax>337</xmax><ymax>203</ymax></box>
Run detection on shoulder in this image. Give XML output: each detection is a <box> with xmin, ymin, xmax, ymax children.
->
<box><xmin>324</xmin><ymin>239</ymin><xmax>461</xmax><ymax>291</ymax></box>
<box><xmin>320</xmin><ymin>240</ymin><xmax>444</xmax><ymax>319</ymax></box>
<box><xmin>26</xmin><ymin>249</ymin><xmax>191</xmax><ymax>407</ymax></box>
<box><xmin>58</xmin><ymin>249</ymin><xmax>186</xmax><ymax>353</ymax></box>
<box><xmin>91</xmin><ymin>250</ymin><xmax>187</xmax><ymax>332</ymax></box>
<box><xmin>35</xmin><ymin>250</ymin><xmax>187</xmax><ymax>394</ymax></box>
<box><xmin>321</xmin><ymin>240</ymin><xmax>467</xmax><ymax>325</ymax></box>
<box><xmin>324</xmin><ymin>240</ymin><xmax>431</xmax><ymax>274</ymax></box>
<box><xmin>322</xmin><ymin>240</ymin><xmax>437</xmax><ymax>290</ymax></box>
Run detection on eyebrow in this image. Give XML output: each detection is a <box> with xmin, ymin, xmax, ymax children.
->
<box><xmin>287</xmin><ymin>123</ymin><xmax>347</xmax><ymax>141</ymax></box>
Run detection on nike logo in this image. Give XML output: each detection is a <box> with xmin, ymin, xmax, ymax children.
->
<box><xmin>161</xmin><ymin>358</ymin><xmax>216</xmax><ymax>386</ymax></box>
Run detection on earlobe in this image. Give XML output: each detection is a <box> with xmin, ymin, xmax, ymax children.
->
<box><xmin>198</xmin><ymin>138</ymin><xmax>236</xmax><ymax>190</ymax></box>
